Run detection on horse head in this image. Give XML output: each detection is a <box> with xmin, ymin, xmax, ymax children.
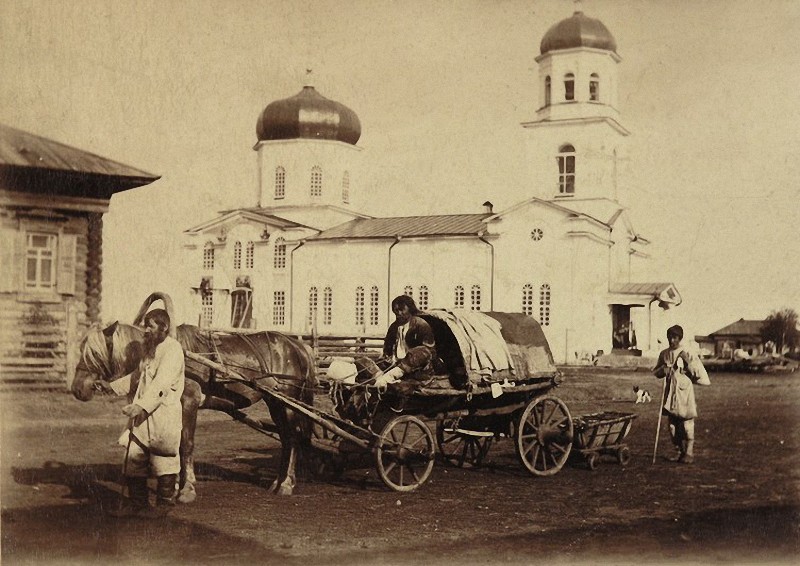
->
<box><xmin>71</xmin><ymin>322</ymin><xmax>144</xmax><ymax>401</ymax></box>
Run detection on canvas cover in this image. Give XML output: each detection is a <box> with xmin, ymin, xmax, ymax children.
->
<box><xmin>425</xmin><ymin>310</ymin><xmax>557</xmax><ymax>384</ymax></box>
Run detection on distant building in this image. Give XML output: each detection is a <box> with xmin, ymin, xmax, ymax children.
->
<box><xmin>0</xmin><ymin>124</ymin><xmax>158</xmax><ymax>381</ymax></box>
<box><xmin>184</xmin><ymin>10</ymin><xmax>681</xmax><ymax>363</ymax></box>
<box><xmin>697</xmin><ymin>319</ymin><xmax>766</xmax><ymax>359</ymax></box>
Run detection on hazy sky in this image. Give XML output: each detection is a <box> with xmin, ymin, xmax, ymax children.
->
<box><xmin>2</xmin><ymin>0</ymin><xmax>798</xmax><ymax>337</ymax></box>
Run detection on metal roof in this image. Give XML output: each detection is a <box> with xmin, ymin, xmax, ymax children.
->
<box><xmin>311</xmin><ymin>214</ymin><xmax>491</xmax><ymax>240</ymax></box>
<box><xmin>709</xmin><ymin>319</ymin><xmax>765</xmax><ymax>338</ymax></box>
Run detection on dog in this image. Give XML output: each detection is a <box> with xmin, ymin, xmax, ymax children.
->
<box><xmin>633</xmin><ymin>385</ymin><xmax>652</xmax><ymax>403</ymax></box>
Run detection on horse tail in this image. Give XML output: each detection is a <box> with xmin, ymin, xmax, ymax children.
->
<box><xmin>132</xmin><ymin>292</ymin><xmax>178</xmax><ymax>338</ymax></box>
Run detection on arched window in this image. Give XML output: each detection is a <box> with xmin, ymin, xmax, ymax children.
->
<box><xmin>539</xmin><ymin>283</ymin><xmax>551</xmax><ymax>326</ymax></box>
<box><xmin>273</xmin><ymin>237</ymin><xmax>286</xmax><ymax>269</ymax></box>
<box><xmin>454</xmin><ymin>285</ymin><xmax>465</xmax><ymax>309</ymax></box>
<box><xmin>203</xmin><ymin>242</ymin><xmax>215</xmax><ymax>271</ymax></box>
<box><xmin>545</xmin><ymin>75</ymin><xmax>551</xmax><ymax>107</ymax></box>
<box><xmin>246</xmin><ymin>241</ymin><xmax>254</xmax><ymax>269</ymax></box>
<box><xmin>201</xmin><ymin>291</ymin><xmax>214</xmax><ymax>327</ymax></box>
<box><xmin>355</xmin><ymin>286</ymin><xmax>365</xmax><ymax>326</ymax></box>
<box><xmin>275</xmin><ymin>166</ymin><xmax>285</xmax><ymax>199</ymax></box>
<box><xmin>589</xmin><ymin>73</ymin><xmax>600</xmax><ymax>101</ymax></box>
<box><xmin>404</xmin><ymin>285</ymin><xmax>413</xmax><ymax>298</ymax></box>
<box><xmin>310</xmin><ymin>166</ymin><xmax>323</xmax><ymax>197</ymax></box>
<box><xmin>418</xmin><ymin>285</ymin><xmax>429</xmax><ymax>310</ymax></box>
<box><xmin>471</xmin><ymin>285</ymin><xmax>481</xmax><ymax>311</ymax></box>
<box><xmin>273</xmin><ymin>291</ymin><xmax>286</xmax><ymax>326</ymax></box>
<box><xmin>233</xmin><ymin>241</ymin><xmax>242</xmax><ymax>270</ymax></box>
<box><xmin>308</xmin><ymin>286</ymin><xmax>318</xmax><ymax>327</ymax></box>
<box><xmin>342</xmin><ymin>171</ymin><xmax>350</xmax><ymax>204</ymax></box>
<box><xmin>369</xmin><ymin>286</ymin><xmax>379</xmax><ymax>326</ymax></box>
<box><xmin>522</xmin><ymin>284</ymin><xmax>534</xmax><ymax>316</ymax></box>
<box><xmin>230</xmin><ymin>286</ymin><xmax>252</xmax><ymax>328</ymax></box>
<box><xmin>323</xmin><ymin>287</ymin><xmax>333</xmax><ymax>325</ymax></box>
<box><xmin>564</xmin><ymin>73</ymin><xmax>575</xmax><ymax>101</ymax></box>
<box><xmin>557</xmin><ymin>144</ymin><xmax>576</xmax><ymax>194</ymax></box>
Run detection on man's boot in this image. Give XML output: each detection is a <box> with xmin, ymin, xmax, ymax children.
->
<box><xmin>679</xmin><ymin>440</ymin><xmax>695</xmax><ymax>464</ymax></box>
<box><xmin>109</xmin><ymin>476</ymin><xmax>149</xmax><ymax>518</ymax></box>
<box><xmin>139</xmin><ymin>474</ymin><xmax>177</xmax><ymax>518</ymax></box>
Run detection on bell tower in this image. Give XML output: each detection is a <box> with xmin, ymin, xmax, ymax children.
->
<box><xmin>522</xmin><ymin>10</ymin><xmax>629</xmax><ymax>204</ymax></box>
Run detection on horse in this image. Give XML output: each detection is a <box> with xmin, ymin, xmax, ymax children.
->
<box><xmin>70</xmin><ymin>293</ymin><xmax>317</xmax><ymax>500</ymax></box>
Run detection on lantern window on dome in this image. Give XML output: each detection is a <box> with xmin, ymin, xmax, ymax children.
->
<box><xmin>342</xmin><ymin>171</ymin><xmax>350</xmax><ymax>204</ymax></box>
<box><xmin>545</xmin><ymin>76</ymin><xmax>551</xmax><ymax>107</ymax></box>
<box><xmin>590</xmin><ymin>74</ymin><xmax>600</xmax><ymax>101</ymax></box>
<box><xmin>564</xmin><ymin>73</ymin><xmax>575</xmax><ymax>102</ymax></box>
<box><xmin>310</xmin><ymin>166</ymin><xmax>323</xmax><ymax>198</ymax></box>
<box><xmin>275</xmin><ymin>166</ymin><xmax>285</xmax><ymax>200</ymax></box>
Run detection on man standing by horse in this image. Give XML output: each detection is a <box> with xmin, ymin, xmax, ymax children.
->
<box><xmin>110</xmin><ymin>308</ymin><xmax>184</xmax><ymax>518</ymax></box>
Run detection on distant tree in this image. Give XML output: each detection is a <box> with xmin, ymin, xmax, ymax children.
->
<box><xmin>760</xmin><ymin>308</ymin><xmax>799</xmax><ymax>354</ymax></box>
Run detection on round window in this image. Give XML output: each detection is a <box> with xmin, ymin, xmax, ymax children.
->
<box><xmin>531</xmin><ymin>228</ymin><xmax>544</xmax><ymax>241</ymax></box>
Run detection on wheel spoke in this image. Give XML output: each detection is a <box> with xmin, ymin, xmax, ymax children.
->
<box><xmin>383</xmin><ymin>458</ymin><xmax>397</xmax><ymax>476</ymax></box>
<box><xmin>407</xmin><ymin>464</ymin><xmax>422</xmax><ymax>483</ymax></box>
<box><xmin>400</xmin><ymin>422</ymin><xmax>410</xmax><ymax>446</ymax></box>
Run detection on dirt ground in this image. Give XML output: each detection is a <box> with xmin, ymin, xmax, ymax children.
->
<box><xmin>2</xmin><ymin>368</ymin><xmax>799</xmax><ymax>565</ymax></box>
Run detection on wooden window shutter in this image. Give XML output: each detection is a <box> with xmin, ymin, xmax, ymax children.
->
<box><xmin>57</xmin><ymin>233</ymin><xmax>78</xmax><ymax>295</ymax></box>
<box><xmin>0</xmin><ymin>228</ymin><xmax>23</xmax><ymax>293</ymax></box>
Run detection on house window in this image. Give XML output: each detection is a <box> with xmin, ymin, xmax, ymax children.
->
<box><xmin>557</xmin><ymin>144</ymin><xmax>576</xmax><ymax>194</ymax></box>
<box><xmin>273</xmin><ymin>291</ymin><xmax>285</xmax><ymax>326</ymax></box>
<box><xmin>308</xmin><ymin>286</ymin><xmax>318</xmax><ymax>327</ymax></box>
<box><xmin>201</xmin><ymin>292</ymin><xmax>214</xmax><ymax>327</ymax></box>
<box><xmin>539</xmin><ymin>283</ymin><xmax>551</xmax><ymax>326</ymax></box>
<box><xmin>522</xmin><ymin>284</ymin><xmax>534</xmax><ymax>316</ymax></box>
<box><xmin>342</xmin><ymin>171</ymin><xmax>350</xmax><ymax>204</ymax></box>
<box><xmin>233</xmin><ymin>241</ymin><xmax>242</xmax><ymax>270</ymax></box>
<box><xmin>369</xmin><ymin>286</ymin><xmax>379</xmax><ymax>326</ymax></box>
<box><xmin>246</xmin><ymin>241</ymin><xmax>254</xmax><ymax>269</ymax></box>
<box><xmin>355</xmin><ymin>286</ymin><xmax>365</xmax><ymax>326</ymax></box>
<box><xmin>404</xmin><ymin>285</ymin><xmax>413</xmax><ymax>298</ymax></box>
<box><xmin>24</xmin><ymin>232</ymin><xmax>57</xmax><ymax>290</ymax></box>
<box><xmin>564</xmin><ymin>73</ymin><xmax>575</xmax><ymax>101</ymax></box>
<box><xmin>545</xmin><ymin>76</ymin><xmax>551</xmax><ymax>107</ymax></box>
<box><xmin>590</xmin><ymin>73</ymin><xmax>599</xmax><ymax>101</ymax></box>
<box><xmin>203</xmin><ymin>242</ymin><xmax>215</xmax><ymax>270</ymax></box>
<box><xmin>418</xmin><ymin>285</ymin><xmax>429</xmax><ymax>310</ymax></box>
<box><xmin>471</xmin><ymin>285</ymin><xmax>481</xmax><ymax>311</ymax></box>
<box><xmin>273</xmin><ymin>237</ymin><xmax>286</xmax><ymax>269</ymax></box>
<box><xmin>275</xmin><ymin>166</ymin><xmax>286</xmax><ymax>199</ymax></box>
<box><xmin>454</xmin><ymin>285</ymin><xmax>464</xmax><ymax>309</ymax></box>
<box><xmin>310</xmin><ymin>166</ymin><xmax>322</xmax><ymax>197</ymax></box>
<box><xmin>323</xmin><ymin>287</ymin><xmax>332</xmax><ymax>325</ymax></box>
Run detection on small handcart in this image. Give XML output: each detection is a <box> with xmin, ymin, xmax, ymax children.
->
<box><xmin>571</xmin><ymin>411</ymin><xmax>637</xmax><ymax>470</ymax></box>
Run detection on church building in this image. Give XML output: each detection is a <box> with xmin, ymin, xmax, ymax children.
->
<box><xmin>183</xmin><ymin>10</ymin><xmax>681</xmax><ymax>363</ymax></box>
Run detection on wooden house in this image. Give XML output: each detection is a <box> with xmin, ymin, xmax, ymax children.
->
<box><xmin>700</xmin><ymin>318</ymin><xmax>766</xmax><ymax>359</ymax></box>
<box><xmin>0</xmin><ymin>124</ymin><xmax>158</xmax><ymax>382</ymax></box>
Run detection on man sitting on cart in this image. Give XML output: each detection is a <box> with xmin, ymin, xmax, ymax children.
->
<box><xmin>372</xmin><ymin>295</ymin><xmax>437</xmax><ymax>390</ymax></box>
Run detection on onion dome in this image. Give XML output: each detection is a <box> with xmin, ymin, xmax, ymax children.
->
<box><xmin>540</xmin><ymin>11</ymin><xmax>617</xmax><ymax>55</ymax></box>
<box><xmin>256</xmin><ymin>86</ymin><xmax>361</xmax><ymax>145</ymax></box>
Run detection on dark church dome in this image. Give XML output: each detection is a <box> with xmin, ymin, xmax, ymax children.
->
<box><xmin>540</xmin><ymin>11</ymin><xmax>617</xmax><ymax>55</ymax></box>
<box><xmin>256</xmin><ymin>86</ymin><xmax>361</xmax><ymax>145</ymax></box>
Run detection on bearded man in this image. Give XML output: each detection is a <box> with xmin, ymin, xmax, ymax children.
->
<box><xmin>110</xmin><ymin>308</ymin><xmax>184</xmax><ymax>518</ymax></box>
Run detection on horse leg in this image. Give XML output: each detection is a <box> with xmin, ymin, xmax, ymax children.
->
<box><xmin>264</xmin><ymin>401</ymin><xmax>295</xmax><ymax>496</ymax></box>
<box><xmin>177</xmin><ymin>379</ymin><xmax>201</xmax><ymax>503</ymax></box>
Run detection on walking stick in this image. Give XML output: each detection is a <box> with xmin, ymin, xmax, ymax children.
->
<box><xmin>652</xmin><ymin>374</ymin><xmax>669</xmax><ymax>464</ymax></box>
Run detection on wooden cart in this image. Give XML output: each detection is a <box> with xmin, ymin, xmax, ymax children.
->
<box><xmin>571</xmin><ymin>411</ymin><xmax>637</xmax><ymax>470</ymax></box>
<box><xmin>190</xmin><ymin>311</ymin><xmax>574</xmax><ymax>492</ymax></box>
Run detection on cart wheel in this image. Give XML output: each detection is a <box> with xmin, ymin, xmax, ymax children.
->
<box><xmin>515</xmin><ymin>395</ymin><xmax>573</xmax><ymax>476</ymax></box>
<box><xmin>375</xmin><ymin>415</ymin><xmax>435</xmax><ymax>492</ymax></box>
<box><xmin>617</xmin><ymin>446</ymin><xmax>631</xmax><ymax>466</ymax></box>
<box><xmin>436</xmin><ymin>421</ymin><xmax>492</xmax><ymax>468</ymax></box>
<box><xmin>586</xmin><ymin>452</ymin><xmax>599</xmax><ymax>471</ymax></box>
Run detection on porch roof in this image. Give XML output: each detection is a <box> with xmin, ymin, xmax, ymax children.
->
<box><xmin>608</xmin><ymin>282</ymin><xmax>681</xmax><ymax>308</ymax></box>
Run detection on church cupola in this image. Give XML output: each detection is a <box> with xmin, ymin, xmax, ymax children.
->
<box><xmin>534</xmin><ymin>11</ymin><xmax>621</xmax><ymax>123</ymax></box>
<box><xmin>254</xmin><ymin>86</ymin><xmax>363</xmax><ymax>212</ymax></box>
